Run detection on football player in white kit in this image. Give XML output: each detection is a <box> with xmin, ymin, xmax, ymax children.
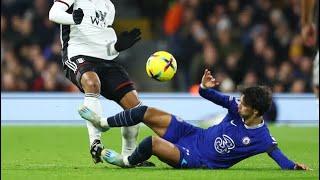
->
<box><xmin>301</xmin><ymin>0</ymin><xmax>319</xmax><ymax>98</ymax></box>
<box><xmin>48</xmin><ymin>0</ymin><xmax>154</xmax><ymax>166</ymax></box>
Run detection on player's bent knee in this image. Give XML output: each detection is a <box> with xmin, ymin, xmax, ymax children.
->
<box><xmin>151</xmin><ymin>136</ymin><xmax>179</xmax><ymax>167</ymax></box>
<box><xmin>143</xmin><ymin>107</ymin><xmax>152</xmax><ymax>121</ymax></box>
<box><xmin>151</xmin><ymin>136</ymin><xmax>168</xmax><ymax>153</ymax></box>
<box><xmin>81</xmin><ymin>74</ymin><xmax>101</xmax><ymax>93</ymax></box>
<box><xmin>144</xmin><ymin>107</ymin><xmax>160</xmax><ymax>121</ymax></box>
<box><xmin>84</xmin><ymin>81</ymin><xmax>101</xmax><ymax>93</ymax></box>
<box><xmin>144</xmin><ymin>107</ymin><xmax>172</xmax><ymax>128</ymax></box>
<box><xmin>86</xmin><ymin>80</ymin><xmax>100</xmax><ymax>89</ymax></box>
<box><xmin>151</xmin><ymin>136</ymin><xmax>160</xmax><ymax>152</ymax></box>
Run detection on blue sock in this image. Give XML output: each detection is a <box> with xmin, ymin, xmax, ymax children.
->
<box><xmin>128</xmin><ymin>136</ymin><xmax>152</xmax><ymax>165</ymax></box>
<box><xmin>107</xmin><ymin>106</ymin><xmax>148</xmax><ymax>127</ymax></box>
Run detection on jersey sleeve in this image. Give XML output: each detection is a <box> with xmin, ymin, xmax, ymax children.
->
<box><xmin>267</xmin><ymin>146</ymin><xmax>295</xmax><ymax>170</ymax></box>
<box><xmin>199</xmin><ymin>85</ymin><xmax>238</xmax><ymax>113</ymax></box>
<box><xmin>265</xmin><ymin>134</ymin><xmax>295</xmax><ymax>170</ymax></box>
<box><xmin>54</xmin><ymin>0</ymin><xmax>74</xmax><ymax>8</ymax></box>
<box><xmin>49</xmin><ymin>0</ymin><xmax>75</xmax><ymax>25</ymax></box>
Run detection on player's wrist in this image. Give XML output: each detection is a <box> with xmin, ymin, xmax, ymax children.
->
<box><xmin>293</xmin><ymin>163</ymin><xmax>297</xmax><ymax>170</ymax></box>
<box><xmin>109</xmin><ymin>41</ymin><xmax>120</xmax><ymax>56</ymax></box>
<box><xmin>114</xmin><ymin>40</ymin><xmax>124</xmax><ymax>52</ymax></box>
<box><xmin>200</xmin><ymin>83</ymin><xmax>208</xmax><ymax>89</ymax></box>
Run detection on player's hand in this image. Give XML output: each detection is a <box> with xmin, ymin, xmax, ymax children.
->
<box><xmin>301</xmin><ymin>23</ymin><xmax>316</xmax><ymax>47</ymax></box>
<box><xmin>115</xmin><ymin>28</ymin><xmax>141</xmax><ymax>52</ymax></box>
<box><xmin>73</xmin><ymin>8</ymin><xmax>84</xmax><ymax>24</ymax></box>
<box><xmin>201</xmin><ymin>69</ymin><xmax>219</xmax><ymax>88</ymax></box>
<box><xmin>294</xmin><ymin>163</ymin><xmax>311</xmax><ymax>170</ymax></box>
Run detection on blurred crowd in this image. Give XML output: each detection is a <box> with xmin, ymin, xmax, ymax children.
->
<box><xmin>1</xmin><ymin>0</ymin><xmax>78</xmax><ymax>92</ymax></box>
<box><xmin>1</xmin><ymin>0</ymin><xmax>318</xmax><ymax>93</ymax></box>
<box><xmin>164</xmin><ymin>0</ymin><xmax>318</xmax><ymax>93</ymax></box>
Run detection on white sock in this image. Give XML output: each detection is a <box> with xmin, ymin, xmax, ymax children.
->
<box><xmin>121</xmin><ymin>125</ymin><xmax>139</xmax><ymax>156</ymax></box>
<box><xmin>83</xmin><ymin>93</ymin><xmax>102</xmax><ymax>146</ymax></box>
<box><xmin>121</xmin><ymin>102</ymin><xmax>142</xmax><ymax>156</ymax></box>
<box><xmin>123</xmin><ymin>155</ymin><xmax>131</xmax><ymax>167</ymax></box>
<box><xmin>100</xmin><ymin>117</ymin><xmax>109</xmax><ymax>128</ymax></box>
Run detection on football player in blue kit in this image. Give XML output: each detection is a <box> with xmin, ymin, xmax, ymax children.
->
<box><xmin>79</xmin><ymin>69</ymin><xmax>310</xmax><ymax>170</ymax></box>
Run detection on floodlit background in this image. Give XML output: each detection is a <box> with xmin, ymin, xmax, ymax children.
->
<box><xmin>1</xmin><ymin>0</ymin><xmax>318</xmax><ymax>93</ymax></box>
<box><xmin>1</xmin><ymin>1</ymin><xmax>319</xmax><ymax>179</ymax></box>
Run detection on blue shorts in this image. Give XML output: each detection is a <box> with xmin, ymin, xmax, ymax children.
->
<box><xmin>162</xmin><ymin>115</ymin><xmax>206</xmax><ymax>168</ymax></box>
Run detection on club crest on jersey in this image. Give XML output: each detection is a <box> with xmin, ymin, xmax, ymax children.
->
<box><xmin>242</xmin><ymin>136</ymin><xmax>251</xmax><ymax>145</ymax></box>
<box><xmin>214</xmin><ymin>134</ymin><xmax>235</xmax><ymax>154</ymax></box>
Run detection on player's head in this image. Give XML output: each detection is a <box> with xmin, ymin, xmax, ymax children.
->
<box><xmin>238</xmin><ymin>86</ymin><xmax>272</xmax><ymax>119</ymax></box>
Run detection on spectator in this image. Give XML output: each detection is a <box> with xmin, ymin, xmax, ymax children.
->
<box><xmin>0</xmin><ymin>0</ymin><xmax>316</xmax><ymax>93</ymax></box>
<box><xmin>190</xmin><ymin>41</ymin><xmax>219</xmax><ymax>85</ymax></box>
<box><xmin>290</xmin><ymin>79</ymin><xmax>307</xmax><ymax>93</ymax></box>
<box><xmin>241</xmin><ymin>70</ymin><xmax>259</xmax><ymax>87</ymax></box>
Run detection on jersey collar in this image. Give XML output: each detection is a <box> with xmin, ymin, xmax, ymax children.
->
<box><xmin>242</xmin><ymin>118</ymin><xmax>265</xmax><ymax>129</ymax></box>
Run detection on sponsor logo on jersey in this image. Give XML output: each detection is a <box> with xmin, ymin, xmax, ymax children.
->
<box><xmin>90</xmin><ymin>10</ymin><xmax>108</xmax><ymax>27</ymax></box>
<box><xmin>214</xmin><ymin>134</ymin><xmax>235</xmax><ymax>154</ymax></box>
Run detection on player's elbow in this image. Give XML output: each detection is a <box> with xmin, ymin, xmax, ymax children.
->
<box><xmin>49</xmin><ymin>4</ymin><xmax>63</xmax><ymax>23</ymax></box>
<box><xmin>198</xmin><ymin>86</ymin><xmax>205</xmax><ymax>97</ymax></box>
<box><xmin>48</xmin><ymin>8</ymin><xmax>57</xmax><ymax>22</ymax></box>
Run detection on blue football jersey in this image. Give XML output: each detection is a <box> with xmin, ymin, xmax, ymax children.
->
<box><xmin>197</xmin><ymin>87</ymin><xmax>278</xmax><ymax>169</ymax></box>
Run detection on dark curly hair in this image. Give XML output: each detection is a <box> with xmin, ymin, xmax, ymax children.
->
<box><xmin>240</xmin><ymin>86</ymin><xmax>272</xmax><ymax>116</ymax></box>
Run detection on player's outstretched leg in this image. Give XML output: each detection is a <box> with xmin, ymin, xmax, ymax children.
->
<box><xmin>80</xmin><ymin>105</ymin><xmax>172</xmax><ymax>138</ymax></box>
<box><xmin>80</xmin><ymin>72</ymin><xmax>104</xmax><ymax>164</ymax></box>
<box><xmin>78</xmin><ymin>105</ymin><xmax>109</xmax><ymax>132</ymax></box>
<box><xmin>101</xmin><ymin>136</ymin><xmax>152</xmax><ymax>168</ymax></box>
<box><xmin>101</xmin><ymin>149</ymin><xmax>127</xmax><ymax>167</ymax></box>
<box><xmin>101</xmin><ymin>136</ymin><xmax>180</xmax><ymax>168</ymax></box>
<box><xmin>78</xmin><ymin>105</ymin><xmax>148</xmax><ymax>131</ymax></box>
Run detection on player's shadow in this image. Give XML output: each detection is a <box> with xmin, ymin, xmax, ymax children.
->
<box><xmin>98</xmin><ymin>166</ymin><xmax>282</xmax><ymax>172</ymax></box>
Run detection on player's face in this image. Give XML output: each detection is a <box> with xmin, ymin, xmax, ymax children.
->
<box><xmin>238</xmin><ymin>95</ymin><xmax>255</xmax><ymax>119</ymax></box>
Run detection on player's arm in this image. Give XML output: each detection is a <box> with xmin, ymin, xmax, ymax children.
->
<box><xmin>199</xmin><ymin>69</ymin><xmax>237</xmax><ymax>111</ymax></box>
<box><xmin>49</xmin><ymin>0</ymin><xmax>83</xmax><ymax>25</ymax></box>
<box><xmin>301</xmin><ymin>0</ymin><xmax>315</xmax><ymax>26</ymax></box>
<box><xmin>301</xmin><ymin>0</ymin><xmax>316</xmax><ymax>46</ymax></box>
<box><xmin>267</xmin><ymin>145</ymin><xmax>310</xmax><ymax>170</ymax></box>
<box><xmin>114</xmin><ymin>28</ymin><xmax>142</xmax><ymax>52</ymax></box>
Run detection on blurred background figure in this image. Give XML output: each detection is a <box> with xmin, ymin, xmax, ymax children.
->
<box><xmin>300</xmin><ymin>0</ymin><xmax>318</xmax><ymax>98</ymax></box>
<box><xmin>1</xmin><ymin>0</ymin><xmax>317</xmax><ymax>94</ymax></box>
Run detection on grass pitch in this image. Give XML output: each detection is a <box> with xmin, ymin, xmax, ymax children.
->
<box><xmin>1</xmin><ymin>125</ymin><xmax>319</xmax><ymax>180</ymax></box>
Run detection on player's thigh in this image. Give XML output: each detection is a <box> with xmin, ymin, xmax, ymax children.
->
<box><xmin>64</xmin><ymin>56</ymin><xmax>99</xmax><ymax>93</ymax></box>
<box><xmin>152</xmin><ymin>136</ymin><xmax>180</xmax><ymax>167</ymax></box>
<box><xmin>119</xmin><ymin>91</ymin><xmax>171</xmax><ymax>136</ymax></box>
<box><xmin>98</xmin><ymin>61</ymin><xmax>135</xmax><ymax>102</ymax></box>
<box><xmin>143</xmin><ymin>107</ymin><xmax>172</xmax><ymax>137</ymax></box>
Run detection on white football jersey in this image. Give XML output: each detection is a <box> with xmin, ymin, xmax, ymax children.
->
<box><xmin>60</xmin><ymin>0</ymin><xmax>119</xmax><ymax>61</ymax></box>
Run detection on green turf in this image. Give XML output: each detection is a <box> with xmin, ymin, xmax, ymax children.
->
<box><xmin>1</xmin><ymin>125</ymin><xmax>319</xmax><ymax>180</ymax></box>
